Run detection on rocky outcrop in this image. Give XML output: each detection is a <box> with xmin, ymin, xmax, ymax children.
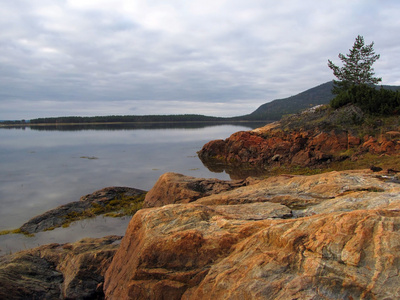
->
<box><xmin>143</xmin><ymin>172</ymin><xmax>247</xmax><ymax>208</ymax></box>
<box><xmin>0</xmin><ymin>235</ymin><xmax>122</xmax><ymax>300</ymax></box>
<box><xmin>198</xmin><ymin>107</ymin><xmax>400</xmax><ymax>174</ymax></box>
<box><xmin>199</xmin><ymin>125</ymin><xmax>362</xmax><ymax>170</ymax></box>
<box><xmin>104</xmin><ymin>170</ymin><xmax>400</xmax><ymax>299</ymax></box>
<box><xmin>20</xmin><ymin>187</ymin><xmax>146</xmax><ymax>233</ymax></box>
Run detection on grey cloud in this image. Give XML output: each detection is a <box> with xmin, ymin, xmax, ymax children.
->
<box><xmin>0</xmin><ymin>0</ymin><xmax>399</xmax><ymax>119</ymax></box>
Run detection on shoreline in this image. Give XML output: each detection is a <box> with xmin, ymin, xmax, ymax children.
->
<box><xmin>0</xmin><ymin>120</ymin><xmax>270</xmax><ymax>127</ymax></box>
<box><xmin>1</xmin><ymin>187</ymin><xmax>146</xmax><ymax>236</ymax></box>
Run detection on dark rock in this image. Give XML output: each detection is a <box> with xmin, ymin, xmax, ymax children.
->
<box><xmin>0</xmin><ymin>235</ymin><xmax>122</xmax><ymax>300</ymax></box>
<box><xmin>370</xmin><ymin>166</ymin><xmax>383</xmax><ymax>172</ymax></box>
<box><xmin>20</xmin><ymin>187</ymin><xmax>146</xmax><ymax>234</ymax></box>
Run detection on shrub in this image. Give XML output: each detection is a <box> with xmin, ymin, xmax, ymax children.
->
<box><xmin>330</xmin><ymin>84</ymin><xmax>400</xmax><ymax>115</ymax></box>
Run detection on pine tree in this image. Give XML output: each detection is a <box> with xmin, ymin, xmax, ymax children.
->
<box><xmin>328</xmin><ymin>35</ymin><xmax>381</xmax><ymax>94</ymax></box>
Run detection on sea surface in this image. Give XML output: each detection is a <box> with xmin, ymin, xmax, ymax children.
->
<box><xmin>0</xmin><ymin>122</ymin><xmax>265</xmax><ymax>254</ymax></box>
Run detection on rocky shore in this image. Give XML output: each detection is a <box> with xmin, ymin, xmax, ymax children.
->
<box><xmin>198</xmin><ymin>105</ymin><xmax>400</xmax><ymax>176</ymax></box>
<box><xmin>1</xmin><ymin>106</ymin><xmax>400</xmax><ymax>299</ymax></box>
<box><xmin>2</xmin><ymin>168</ymin><xmax>400</xmax><ymax>299</ymax></box>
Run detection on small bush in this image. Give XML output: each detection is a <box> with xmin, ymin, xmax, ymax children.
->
<box><xmin>330</xmin><ymin>85</ymin><xmax>400</xmax><ymax>115</ymax></box>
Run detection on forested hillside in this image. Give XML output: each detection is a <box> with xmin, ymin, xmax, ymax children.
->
<box><xmin>239</xmin><ymin>81</ymin><xmax>335</xmax><ymax>121</ymax></box>
<box><xmin>6</xmin><ymin>81</ymin><xmax>400</xmax><ymax>125</ymax></box>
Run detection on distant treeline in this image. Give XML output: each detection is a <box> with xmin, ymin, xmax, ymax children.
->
<box><xmin>29</xmin><ymin>114</ymin><xmax>226</xmax><ymax>124</ymax></box>
<box><xmin>0</xmin><ymin>120</ymin><xmax>28</xmax><ymax>125</ymax></box>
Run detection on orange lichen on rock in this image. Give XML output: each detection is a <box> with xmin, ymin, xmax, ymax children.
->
<box><xmin>104</xmin><ymin>170</ymin><xmax>400</xmax><ymax>300</ymax></box>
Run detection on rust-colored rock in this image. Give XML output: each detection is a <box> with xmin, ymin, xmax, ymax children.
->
<box><xmin>198</xmin><ymin>126</ymin><xmax>361</xmax><ymax>171</ymax></box>
<box><xmin>198</xmin><ymin>107</ymin><xmax>400</xmax><ymax>173</ymax></box>
<box><xmin>105</xmin><ymin>170</ymin><xmax>400</xmax><ymax>299</ymax></box>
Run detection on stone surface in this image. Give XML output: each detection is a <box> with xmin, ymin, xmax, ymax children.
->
<box><xmin>182</xmin><ymin>209</ymin><xmax>400</xmax><ymax>300</ymax></box>
<box><xmin>20</xmin><ymin>186</ymin><xmax>146</xmax><ymax>233</ymax></box>
<box><xmin>198</xmin><ymin>109</ymin><xmax>400</xmax><ymax>173</ymax></box>
<box><xmin>0</xmin><ymin>235</ymin><xmax>122</xmax><ymax>300</ymax></box>
<box><xmin>104</xmin><ymin>169</ymin><xmax>400</xmax><ymax>299</ymax></box>
<box><xmin>143</xmin><ymin>172</ymin><xmax>246</xmax><ymax>208</ymax></box>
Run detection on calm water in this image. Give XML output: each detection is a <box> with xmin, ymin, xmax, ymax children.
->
<box><xmin>0</xmin><ymin>122</ymin><xmax>264</xmax><ymax>254</ymax></box>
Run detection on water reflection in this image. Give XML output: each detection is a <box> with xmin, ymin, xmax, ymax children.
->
<box><xmin>199</xmin><ymin>159</ymin><xmax>269</xmax><ymax>180</ymax></box>
<box><xmin>0</xmin><ymin>122</ymin><xmax>270</xmax><ymax>254</ymax></box>
<box><xmin>0</xmin><ymin>216</ymin><xmax>131</xmax><ymax>255</ymax></box>
<box><xmin>2</xmin><ymin>121</ymin><xmax>266</xmax><ymax>131</ymax></box>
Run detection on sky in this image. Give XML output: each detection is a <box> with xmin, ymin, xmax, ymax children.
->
<box><xmin>1</xmin><ymin>0</ymin><xmax>399</xmax><ymax>120</ymax></box>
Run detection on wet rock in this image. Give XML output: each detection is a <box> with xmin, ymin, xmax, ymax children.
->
<box><xmin>20</xmin><ymin>187</ymin><xmax>146</xmax><ymax>233</ymax></box>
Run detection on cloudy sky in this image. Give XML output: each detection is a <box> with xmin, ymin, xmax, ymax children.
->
<box><xmin>1</xmin><ymin>0</ymin><xmax>399</xmax><ymax>119</ymax></box>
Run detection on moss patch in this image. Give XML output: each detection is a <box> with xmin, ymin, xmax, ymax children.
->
<box><xmin>0</xmin><ymin>228</ymin><xmax>33</xmax><ymax>237</ymax></box>
<box><xmin>60</xmin><ymin>193</ymin><xmax>147</xmax><ymax>229</ymax></box>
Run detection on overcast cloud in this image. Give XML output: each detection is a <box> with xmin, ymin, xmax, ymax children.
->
<box><xmin>0</xmin><ymin>0</ymin><xmax>399</xmax><ymax>119</ymax></box>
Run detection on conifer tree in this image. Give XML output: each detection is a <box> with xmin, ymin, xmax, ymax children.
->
<box><xmin>328</xmin><ymin>35</ymin><xmax>381</xmax><ymax>94</ymax></box>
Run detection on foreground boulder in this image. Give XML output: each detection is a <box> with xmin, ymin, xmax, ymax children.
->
<box><xmin>0</xmin><ymin>235</ymin><xmax>122</xmax><ymax>299</ymax></box>
<box><xmin>104</xmin><ymin>170</ymin><xmax>400</xmax><ymax>299</ymax></box>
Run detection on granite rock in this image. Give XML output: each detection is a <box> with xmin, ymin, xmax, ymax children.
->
<box><xmin>104</xmin><ymin>170</ymin><xmax>400</xmax><ymax>299</ymax></box>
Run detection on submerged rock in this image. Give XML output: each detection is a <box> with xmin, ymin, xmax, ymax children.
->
<box><xmin>0</xmin><ymin>235</ymin><xmax>122</xmax><ymax>300</ymax></box>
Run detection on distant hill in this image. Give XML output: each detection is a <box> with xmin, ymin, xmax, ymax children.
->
<box><xmin>6</xmin><ymin>82</ymin><xmax>400</xmax><ymax>125</ymax></box>
<box><xmin>237</xmin><ymin>81</ymin><xmax>400</xmax><ymax>121</ymax></box>
<box><xmin>27</xmin><ymin>82</ymin><xmax>337</xmax><ymax>125</ymax></box>
<box><xmin>236</xmin><ymin>81</ymin><xmax>335</xmax><ymax>121</ymax></box>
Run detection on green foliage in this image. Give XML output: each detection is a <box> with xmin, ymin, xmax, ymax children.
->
<box><xmin>328</xmin><ymin>35</ymin><xmax>381</xmax><ymax>95</ymax></box>
<box><xmin>330</xmin><ymin>84</ymin><xmax>400</xmax><ymax>115</ymax></box>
